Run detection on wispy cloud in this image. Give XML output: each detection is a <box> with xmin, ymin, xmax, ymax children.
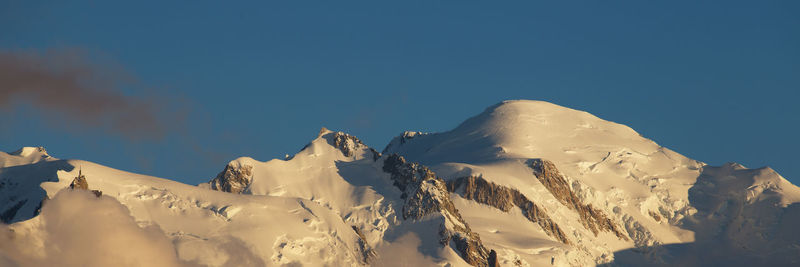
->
<box><xmin>0</xmin><ymin>49</ymin><xmax>186</xmax><ymax>140</ymax></box>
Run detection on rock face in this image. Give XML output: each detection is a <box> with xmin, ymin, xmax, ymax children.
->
<box><xmin>487</xmin><ymin>249</ymin><xmax>499</xmax><ymax>267</ymax></box>
<box><xmin>351</xmin><ymin>226</ymin><xmax>377</xmax><ymax>264</ymax></box>
<box><xmin>382</xmin><ymin>154</ymin><xmax>493</xmax><ymax>267</ymax></box>
<box><xmin>528</xmin><ymin>159</ymin><xmax>628</xmax><ymax>240</ymax></box>
<box><xmin>68</xmin><ymin>169</ymin><xmax>102</xmax><ymax>197</ymax></box>
<box><xmin>69</xmin><ymin>170</ymin><xmax>89</xmax><ymax>190</ymax></box>
<box><xmin>649</xmin><ymin>210</ymin><xmax>662</xmax><ymax>222</ymax></box>
<box><xmin>330</xmin><ymin>131</ymin><xmax>380</xmax><ymax>160</ymax></box>
<box><xmin>209</xmin><ymin>163</ymin><xmax>253</xmax><ymax>194</ymax></box>
<box><xmin>447</xmin><ymin>175</ymin><xmax>571</xmax><ymax>244</ymax></box>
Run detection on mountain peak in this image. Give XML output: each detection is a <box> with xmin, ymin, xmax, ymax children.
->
<box><xmin>3</xmin><ymin>146</ymin><xmax>53</xmax><ymax>167</ymax></box>
<box><xmin>4</xmin><ymin>100</ymin><xmax>799</xmax><ymax>266</ymax></box>
<box><xmin>384</xmin><ymin>100</ymin><xmax>655</xmax><ymax>165</ymax></box>
<box><xmin>9</xmin><ymin>146</ymin><xmax>50</xmax><ymax>158</ymax></box>
<box><xmin>209</xmin><ymin>157</ymin><xmax>255</xmax><ymax>194</ymax></box>
<box><xmin>490</xmin><ymin>99</ymin><xmax>564</xmax><ymax>110</ymax></box>
<box><xmin>323</xmin><ymin>131</ymin><xmax>380</xmax><ymax>160</ymax></box>
<box><xmin>319</xmin><ymin>126</ymin><xmax>332</xmax><ymax>137</ymax></box>
<box><xmin>458</xmin><ymin>99</ymin><xmax>626</xmax><ymax>136</ymax></box>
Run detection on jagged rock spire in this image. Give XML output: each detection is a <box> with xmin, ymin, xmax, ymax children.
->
<box><xmin>70</xmin><ymin>166</ymin><xmax>88</xmax><ymax>190</ymax></box>
<box><xmin>68</xmin><ymin>167</ymin><xmax>102</xmax><ymax>197</ymax></box>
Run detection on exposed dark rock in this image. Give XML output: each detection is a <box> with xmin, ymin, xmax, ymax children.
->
<box><xmin>447</xmin><ymin>176</ymin><xmax>571</xmax><ymax>244</ymax></box>
<box><xmin>333</xmin><ymin>132</ymin><xmax>360</xmax><ymax>157</ymax></box>
<box><xmin>69</xmin><ymin>170</ymin><xmax>88</xmax><ymax>190</ymax></box>
<box><xmin>330</xmin><ymin>131</ymin><xmax>381</xmax><ymax>160</ymax></box>
<box><xmin>209</xmin><ymin>163</ymin><xmax>253</xmax><ymax>194</ymax></box>
<box><xmin>382</xmin><ymin>154</ymin><xmax>423</xmax><ymax>196</ymax></box>
<box><xmin>351</xmin><ymin>225</ymin><xmax>377</xmax><ymax>264</ymax></box>
<box><xmin>68</xmin><ymin>169</ymin><xmax>103</xmax><ymax>197</ymax></box>
<box><xmin>649</xmin><ymin>210</ymin><xmax>662</xmax><ymax>222</ymax></box>
<box><xmin>91</xmin><ymin>190</ymin><xmax>103</xmax><ymax>197</ymax></box>
<box><xmin>382</xmin><ymin>154</ymin><xmax>493</xmax><ymax>267</ymax></box>
<box><xmin>488</xmin><ymin>249</ymin><xmax>499</xmax><ymax>267</ymax></box>
<box><xmin>444</xmin><ymin>227</ymin><xmax>491</xmax><ymax>267</ymax></box>
<box><xmin>447</xmin><ymin>176</ymin><xmax>514</xmax><ymax>212</ymax></box>
<box><xmin>403</xmin><ymin>178</ymin><xmax>455</xmax><ymax>220</ymax></box>
<box><xmin>528</xmin><ymin>159</ymin><xmax>628</xmax><ymax>241</ymax></box>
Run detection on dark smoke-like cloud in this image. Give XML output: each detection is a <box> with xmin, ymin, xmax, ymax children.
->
<box><xmin>0</xmin><ymin>49</ymin><xmax>185</xmax><ymax>140</ymax></box>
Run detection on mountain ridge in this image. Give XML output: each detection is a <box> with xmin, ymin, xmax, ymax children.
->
<box><xmin>2</xmin><ymin>100</ymin><xmax>798</xmax><ymax>266</ymax></box>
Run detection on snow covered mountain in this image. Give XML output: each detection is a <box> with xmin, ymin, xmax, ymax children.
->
<box><xmin>1</xmin><ymin>100</ymin><xmax>798</xmax><ymax>266</ymax></box>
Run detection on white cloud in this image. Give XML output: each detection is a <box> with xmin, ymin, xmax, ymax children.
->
<box><xmin>373</xmin><ymin>232</ymin><xmax>439</xmax><ymax>267</ymax></box>
<box><xmin>0</xmin><ymin>190</ymin><xmax>193</xmax><ymax>267</ymax></box>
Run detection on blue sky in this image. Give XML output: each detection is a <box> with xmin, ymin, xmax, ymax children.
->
<box><xmin>1</xmin><ymin>1</ymin><xmax>798</xmax><ymax>185</ymax></box>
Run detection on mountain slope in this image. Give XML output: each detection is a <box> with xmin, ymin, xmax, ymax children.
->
<box><xmin>0</xmin><ymin>149</ymin><xmax>374</xmax><ymax>266</ymax></box>
<box><xmin>203</xmin><ymin>128</ymin><xmax>498</xmax><ymax>266</ymax></box>
<box><xmin>1</xmin><ymin>100</ymin><xmax>798</xmax><ymax>266</ymax></box>
<box><xmin>383</xmin><ymin>100</ymin><xmax>800</xmax><ymax>266</ymax></box>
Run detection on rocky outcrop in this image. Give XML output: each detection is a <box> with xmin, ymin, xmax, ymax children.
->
<box><xmin>648</xmin><ymin>210</ymin><xmax>662</xmax><ymax>222</ymax></box>
<box><xmin>487</xmin><ymin>249</ymin><xmax>499</xmax><ymax>267</ymax></box>
<box><xmin>329</xmin><ymin>131</ymin><xmax>381</xmax><ymax>160</ymax></box>
<box><xmin>351</xmin><ymin>226</ymin><xmax>377</xmax><ymax>264</ymax></box>
<box><xmin>382</xmin><ymin>154</ymin><xmax>493</xmax><ymax>267</ymax></box>
<box><xmin>68</xmin><ymin>169</ymin><xmax>102</xmax><ymax>197</ymax></box>
<box><xmin>447</xmin><ymin>176</ymin><xmax>571</xmax><ymax>244</ymax></box>
<box><xmin>528</xmin><ymin>159</ymin><xmax>628</xmax><ymax>240</ymax></box>
<box><xmin>69</xmin><ymin>170</ymin><xmax>88</xmax><ymax>190</ymax></box>
<box><xmin>209</xmin><ymin>163</ymin><xmax>253</xmax><ymax>194</ymax></box>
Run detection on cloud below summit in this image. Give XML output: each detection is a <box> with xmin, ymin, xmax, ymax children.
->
<box><xmin>0</xmin><ymin>190</ymin><xmax>191</xmax><ymax>267</ymax></box>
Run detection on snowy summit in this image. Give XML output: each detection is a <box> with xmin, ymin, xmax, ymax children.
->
<box><xmin>1</xmin><ymin>100</ymin><xmax>798</xmax><ymax>267</ymax></box>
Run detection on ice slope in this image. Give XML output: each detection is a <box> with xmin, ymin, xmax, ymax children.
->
<box><xmin>1</xmin><ymin>147</ymin><xmax>53</xmax><ymax>167</ymax></box>
<box><xmin>383</xmin><ymin>100</ymin><xmax>800</xmax><ymax>266</ymax></box>
<box><xmin>211</xmin><ymin>128</ymin><xmax>395</xmax><ymax>247</ymax></box>
<box><xmin>0</xmin><ymin>147</ymin><xmax>65</xmax><ymax>223</ymax></box>
<box><xmin>2</xmin><ymin>99</ymin><xmax>799</xmax><ymax>266</ymax></box>
<box><xmin>0</xmin><ymin>149</ymin><xmax>373</xmax><ymax>266</ymax></box>
<box><xmin>384</xmin><ymin>100</ymin><xmax>700</xmax><ymax>201</ymax></box>
<box><xmin>203</xmin><ymin>129</ymin><xmax>488</xmax><ymax>266</ymax></box>
<box><xmin>0</xmin><ymin>134</ymin><xmax>482</xmax><ymax>266</ymax></box>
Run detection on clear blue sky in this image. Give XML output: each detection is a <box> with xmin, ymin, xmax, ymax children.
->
<box><xmin>2</xmin><ymin>1</ymin><xmax>798</xmax><ymax>185</ymax></box>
